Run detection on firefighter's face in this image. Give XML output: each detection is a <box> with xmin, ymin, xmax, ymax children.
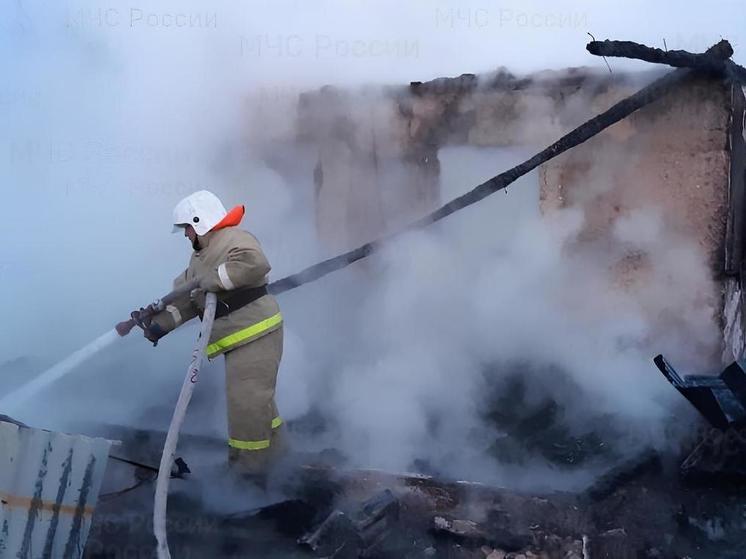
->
<box><xmin>184</xmin><ymin>224</ymin><xmax>197</xmax><ymax>243</ymax></box>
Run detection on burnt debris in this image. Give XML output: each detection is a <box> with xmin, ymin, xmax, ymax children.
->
<box><xmin>654</xmin><ymin>355</ymin><xmax>746</xmax><ymax>430</ymax></box>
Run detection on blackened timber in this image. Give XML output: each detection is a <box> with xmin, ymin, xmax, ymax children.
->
<box><xmin>588</xmin><ymin>39</ymin><xmax>732</xmax><ymax>70</ymax></box>
<box><xmin>725</xmin><ymin>84</ymin><xmax>746</xmax><ymax>274</ymax></box>
<box><xmin>587</xmin><ymin>39</ymin><xmax>746</xmax><ymax>82</ymax></box>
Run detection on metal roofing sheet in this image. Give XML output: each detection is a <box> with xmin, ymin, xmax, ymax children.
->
<box><xmin>0</xmin><ymin>421</ymin><xmax>113</xmax><ymax>558</ymax></box>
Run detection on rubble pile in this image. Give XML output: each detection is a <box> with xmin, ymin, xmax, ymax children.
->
<box><xmin>83</xmin><ymin>427</ymin><xmax>746</xmax><ymax>558</ymax></box>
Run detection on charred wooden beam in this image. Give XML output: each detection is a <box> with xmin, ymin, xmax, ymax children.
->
<box><xmin>588</xmin><ymin>39</ymin><xmax>732</xmax><ymax>69</ymax></box>
<box><xmin>654</xmin><ymin>355</ymin><xmax>746</xmax><ymax>428</ymax></box>
<box><xmin>587</xmin><ymin>39</ymin><xmax>746</xmax><ymax>82</ymax></box>
<box><xmin>0</xmin><ymin>414</ymin><xmax>27</xmax><ymax>427</ymax></box>
<box><xmin>350</xmin><ymin>489</ymin><xmax>399</xmax><ymax>547</ymax></box>
<box><xmin>725</xmin><ymin>84</ymin><xmax>746</xmax><ymax>273</ymax></box>
<box><xmin>298</xmin><ymin>509</ymin><xmax>358</xmax><ymax>555</ymax></box>
<box><xmin>298</xmin><ymin>490</ymin><xmax>400</xmax><ymax>557</ymax></box>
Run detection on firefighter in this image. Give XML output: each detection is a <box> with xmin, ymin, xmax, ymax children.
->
<box><xmin>141</xmin><ymin>190</ymin><xmax>284</xmax><ymax>476</ymax></box>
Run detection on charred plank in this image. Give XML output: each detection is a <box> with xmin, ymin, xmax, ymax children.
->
<box><xmin>587</xmin><ymin>39</ymin><xmax>746</xmax><ymax>82</ymax></box>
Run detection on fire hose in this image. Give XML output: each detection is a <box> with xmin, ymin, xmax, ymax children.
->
<box><xmin>150</xmin><ymin>291</ymin><xmax>217</xmax><ymax>559</ymax></box>
<box><xmin>115</xmin><ymin>282</ymin><xmax>217</xmax><ymax>558</ymax></box>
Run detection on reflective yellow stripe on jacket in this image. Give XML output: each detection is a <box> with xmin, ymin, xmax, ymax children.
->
<box><xmin>228</xmin><ymin>417</ymin><xmax>283</xmax><ymax>451</ymax></box>
<box><xmin>206</xmin><ymin>312</ymin><xmax>283</xmax><ymax>357</ymax></box>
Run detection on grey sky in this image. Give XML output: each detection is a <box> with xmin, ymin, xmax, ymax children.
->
<box><xmin>4</xmin><ymin>1</ymin><xmax>744</xmax><ymax>88</ymax></box>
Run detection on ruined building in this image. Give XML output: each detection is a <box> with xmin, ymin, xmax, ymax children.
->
<box><xmin>293</xmin><ymin>66</ymin><xmax>746</xmax><ymax>368</ymax></box>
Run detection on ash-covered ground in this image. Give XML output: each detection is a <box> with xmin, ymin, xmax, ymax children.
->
<box><xmin>78</xmin><ymin>367</ymin><xmax>746</xmax><ymax>559</ymax></box>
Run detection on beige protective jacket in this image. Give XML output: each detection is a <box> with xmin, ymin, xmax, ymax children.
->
<box><xmin>152</xmin><ymin>226</ymin><xmax>282</xmax><ymax>358</ymax></box>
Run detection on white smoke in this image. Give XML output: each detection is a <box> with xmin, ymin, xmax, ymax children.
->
<box><xmin>1</xmin><ymin>0</ymin><xmax>731</xmax><ymax>495</ymax></box>
<box><xmin>282</xmin><ymin>145</ymin><xmax>716</xmax><ymax>489</ymax></box>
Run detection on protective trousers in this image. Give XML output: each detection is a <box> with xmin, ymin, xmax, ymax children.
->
<box><xmin>224</xmin><ymin>326</ymin><xmax>284</xmax><ymax>474</ymax></box>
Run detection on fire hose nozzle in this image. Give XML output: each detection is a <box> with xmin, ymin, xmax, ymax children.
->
<box><xmin>115</xmin><ymin>309</ymin><xmax>149</xmax><ymax>337</ymax></box>
<box><xmin>115</xmin><ymin>319</ymin><xmax>137</xmax><ymax>337</ymax></box>
<box><xmin>115</xmin><ymin>278</ymin><xmax>199</xmax><ymax>339</ymax></box>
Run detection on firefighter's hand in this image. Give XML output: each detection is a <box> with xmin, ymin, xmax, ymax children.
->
<box><xmin>143</xmin><ymin>323</ymin><xmax>167</xmax><ymax>346</ymax></box>
<box><xmin>131</xmin><ymin>303</ymin><xmax>158</xmax><ymax>329</ymax></box>
<box><xmin>190</xmin><ymin>288</ymin><xmax>206</xmax><ymax>311</ymax></box>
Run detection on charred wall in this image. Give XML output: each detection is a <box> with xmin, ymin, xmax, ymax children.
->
<box><xmin>539</xmin><ymin>75</ymin><xmax>730</xmax><ymax>273</ymax></box>
<box><xmin>540</xmin><ymin>76</ymin><xmax>733</xmax><ymax>366</ymax></box>
<box><xmin>297</xmin><ymin>85</ymin><xmax>442</xmax><ymax>253</ymax></box>
<box><xmin>297</xmin><ymin>69</ymin><xmax>741</xmax><ymax>363</ymax></box>
<box><xmin>723</xmin><ymin>85</ymin><xmax>746</xmax><ymax>361</ymax></box>
<box><xmin>297</xmin><ymin>69</ymin><xmax>638</xmax><ymax>252</ymax></box>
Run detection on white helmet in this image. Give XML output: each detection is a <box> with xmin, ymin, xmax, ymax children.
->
<box><xmin>172</xmin><ymin>190</ymin><xmax>227</xmax><ymax>236</ymax></box>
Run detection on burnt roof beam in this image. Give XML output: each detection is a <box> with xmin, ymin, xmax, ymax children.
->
<box><xmin>587</xmin><ymin>39</ymin><xmax>746</xmax><ymax>82</ymax></box>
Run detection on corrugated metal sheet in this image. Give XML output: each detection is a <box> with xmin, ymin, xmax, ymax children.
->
<box><xmin>0</xmin><ymin>421</ymin><xmax>113</xmax><ymax>558</ymax></box>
